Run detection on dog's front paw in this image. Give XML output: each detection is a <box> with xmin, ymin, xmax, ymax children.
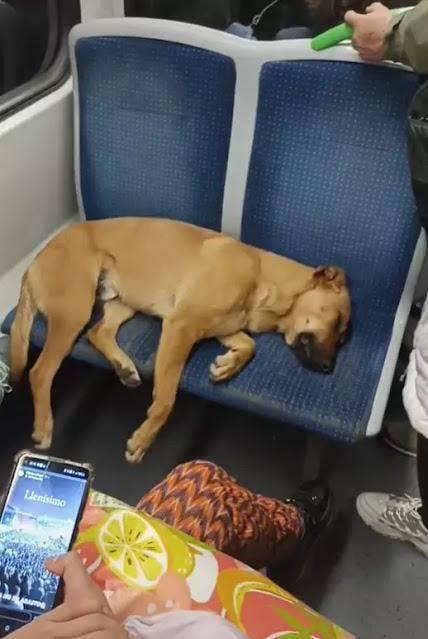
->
<box><xmin>125</xmin><ymin>448</ymin><xmax>146</xmax><ymax>464</ymax></box>
<box><xmin>113</xmin><ymin>360</ymin><xmax>142</xmax><ymax>388</ymax></box>
<box><xmin>209</xmin><ymin>352</ymin><xmax>241</xmax><ymax>383</ymax></box>
<box><xmin>125</xmin><ymin>432</ymin><xmax>148</xmax><ymax>464</ymax></box>
<box><xmin>32</xmin><ymin>429</ymin><xmax>52</xmax><ymax>450</ymax></box>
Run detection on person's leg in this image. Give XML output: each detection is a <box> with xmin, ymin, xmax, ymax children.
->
<box><xmin>137</xmin><ymin>461</ymin><xmax>332</xmax><ymax>570</ymax></box>
<box><xmin>356</xmin><ymin>433</ymin><xmax>428</xmax><ymax>556</ymax></box>
<box><xmin>275</xmin><ymin>27</ymin><xmax>313</xmax><ymax>39</ymax></box>
<box><xmin>417</xmin><ymin>434</ymin><xmax>428</xmax><ymax>527</ymax></box>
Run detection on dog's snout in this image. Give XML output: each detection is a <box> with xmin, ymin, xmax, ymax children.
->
<box><xmin>322</xmin><ymin>362</ymin><xmax>333</xmax><ymax>374</ymax></box>
<box><xmin>308</xmin><ymin>359</ymin><xmax>334</xmax><ymax>374</ymax></box>
<box><xmin>292</xmin><ymin>333</ymin><xmax>336</xmax><ymax>374</ymax></box>
<box><xmin>308</xmin><ymin>360</ymin><xmax>334</xmax><ymax>374</ymax></box>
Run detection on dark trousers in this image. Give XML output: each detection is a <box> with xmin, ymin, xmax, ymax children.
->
<box><xmin>418</xmin><ymin>434</ymin><xmax>428</xmax><ymax>527</ymax></box>
<box><xmin>0</xmin><ymin>1</ymin><xmax>20</xmax><ymax>93</ymax></box>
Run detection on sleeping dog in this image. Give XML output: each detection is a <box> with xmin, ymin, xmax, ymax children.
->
<box><xmin>10</xmin><ymin>219</ymin><xmax>351</xmax><ymax>463</ymax></box>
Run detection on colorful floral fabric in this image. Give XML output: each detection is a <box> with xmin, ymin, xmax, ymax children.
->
<box><xmin>76</xmin><ymin>490</ymin><xmax>355</xmax><ymax>639</ymax></box>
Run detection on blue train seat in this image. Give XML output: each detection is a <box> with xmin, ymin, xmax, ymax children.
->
<box><xmin>2</xmin><ymin>19</ymin><xmax>425</xmax><ymax>443</ymax></box>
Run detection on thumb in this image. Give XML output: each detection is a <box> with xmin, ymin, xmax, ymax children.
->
<box><xmin>366</xmin><ymin>2</ymin><xmax>385</xmax><ymax>13</ymax></box>
<box><xmin>344</xmin><ymin>10</ymin><xmax>361</xmax><ymax>27</ymax></box>
<box><xmin>46</xmin><ymin>550</ymin><xmax>88</xmax><ymax>584</ymax></box>
<box><xmin>46</xmin><ymin>551</ymin><xmax>108</xmax><ymax>610</ymax></box>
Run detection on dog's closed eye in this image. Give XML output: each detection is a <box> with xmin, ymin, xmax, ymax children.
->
<box><xmin>299</xmin><ymin>332</ymin><xmax>313</xmax><ymax>346</ymax></box>
<box><xmin>298</xmin><ymin>332</ymin><xmax>314</xmax><ymax>358</ymax></box>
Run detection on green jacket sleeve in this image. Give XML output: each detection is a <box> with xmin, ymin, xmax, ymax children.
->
<box><xmin>386</xmin><ymin>1</ymin><xmax>428</xmax><ymax>74</ymax></box>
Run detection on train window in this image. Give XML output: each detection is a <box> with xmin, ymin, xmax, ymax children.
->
<box><xmin>0</xmin><ymin>0</ymin><xmax>80</xmax><ymax>118</ymax></box>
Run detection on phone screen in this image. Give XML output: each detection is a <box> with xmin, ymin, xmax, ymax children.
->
<box><xmin>0</xmin><ymin>455</ymin><xmax>90</xmax><ymax>634</ymax></box>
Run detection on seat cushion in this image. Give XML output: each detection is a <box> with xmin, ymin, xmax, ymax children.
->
<box><xmin>77</xmin><ymin>490</ymin><xmax>355</xmax><ymax>638</ymax></box>
<box><xmin>2</xmin><ymin>303</ymin><xmax>391</xmax><ymax>443</ymax></box>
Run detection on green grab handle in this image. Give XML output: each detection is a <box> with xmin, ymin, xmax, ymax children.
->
<box><xmin>311</xmin><ymin>23</ymin><xmax>353</xmax><ymax>51</ymax></box>
<box><xmin>310</xmin><ymin>6</ymin><xmax>414</xmax><ymax>51</ymax></box>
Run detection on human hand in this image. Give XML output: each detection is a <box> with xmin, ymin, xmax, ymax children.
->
<box><xmin>9</xmin><ymin>552</ymin><xmax>128</xmax><ymax>639</ymax></box>
<box><xmin>345</xmin><ymin>2</ymin><xmax>393</xmax><ymax>62</ymax></box>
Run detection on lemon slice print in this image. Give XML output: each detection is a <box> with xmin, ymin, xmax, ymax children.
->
<box><xmin>98</xmin><ymin>510</ymin><xmax>168</xmax><ymax>589</ymax></box>
<box><xmin>149</xmin><ymin>517</ymin><xmax>194</xmax><ymax>578</ymax></box>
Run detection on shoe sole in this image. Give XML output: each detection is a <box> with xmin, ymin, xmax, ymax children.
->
<box><xmin>356</xmin><ymin>500</ymin><xmax>428</xmax><ymax>558</ymax></box>
<box><xmin>383</xmin><ymin>432</ymin><xmax>417</xmax><ymax>458</ymax></box>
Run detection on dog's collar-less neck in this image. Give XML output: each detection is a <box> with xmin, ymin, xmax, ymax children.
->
<box><xmin>249</xmin><ymin>269</ymin><xmax>314</xmax><ymax>317</ymax></box>
<box><xmin>257</xmin><ymin>250</ymin><xmax>315</xmax><ymax>295</ymax></box>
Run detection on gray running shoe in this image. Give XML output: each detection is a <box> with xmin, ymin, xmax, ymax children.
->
<box><xmin>0</xmin><ymin>334</ymin><xmax>11</xmax><ymax>406</ymax></box>
<box><xmin>356</xmin><ymin>492</ymin><xmax>428</xmax><ymax>557</ymax></box>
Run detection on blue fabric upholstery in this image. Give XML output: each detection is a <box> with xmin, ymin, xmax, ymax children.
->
<box><xmin>2</xmin><ymin>42</ymin><xmax>421</xmax><ymax>444</ymax></box>
<box><xmin>240</xmin><ymin>61</ymin><xmax>421</xmax><ymax>440</ymax></box>
<box><xmin>1</xmin><ymin>307</ymin><xmax>389</xmax><ymax>441</ymax></box>
<box><xmin>76</xmin><ymin>37</ymin><xmax>236</xmax><ymax>229</ymax></box>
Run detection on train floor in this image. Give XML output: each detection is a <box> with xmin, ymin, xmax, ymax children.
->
<box><xmin>0</xmin><ymin>355</ymin><xmax>424</xmax><ymax>639</ymax></box>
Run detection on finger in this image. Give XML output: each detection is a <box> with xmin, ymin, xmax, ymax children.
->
<box><xmin>350</xmin><ymin>38</ymin><xmax>370</xmax><ymax>58</ymax></box>
<box><xmin>50</xmin><ymin>612</ymin><xmax>113</xmax><ymax>638</ymax></box>
<box><xmin>48</xmin><ymin>599</ymin><xmax>108</xmax><ymax>623</ymax></box>
<box><xmin>75</xmin><ymin>635</ymin><xmax>125</xmax><ymax>639</ymax></box>
<box><xmin>350</xmin><ymin>36</ymin><xmax>365</xmax><ymax>53</ymax></box>
<box><xmin>45</xmin><ymin>551</ymin><xmax>85</xmax><ymax>578</ymax></box>
<box><xmin>74</xmin><ymin>631</ymin><xmax>126</xmax><ymax>639</ymax></box>
<box><xmin>366</xmin><ymin>2</ymin><xmax>384</xmax><ymax>13</ymax></box>
<box><xmin>46</xmin><ymin>552</ymin><xmax>109</xmax><ymax>613</ymax></box>
<box><xmin>354</xmin><ymin>47</ymin><xmax>383</xmax><ymax>62</ymax></box>
<box><xmin>344</xmin><ymin>9</ymin><xmax>361</xmax><ymax>26</ymax></box>
<box><xmin>352</xmin><ymin>36</ymin><xmax>373</xmax><ymax>50</ymax></box>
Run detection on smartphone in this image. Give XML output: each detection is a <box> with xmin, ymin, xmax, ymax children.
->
<box><xmin>0</xmin><ymin>452</ymin><xmax>93</xmax><ymax>636</ymax></box>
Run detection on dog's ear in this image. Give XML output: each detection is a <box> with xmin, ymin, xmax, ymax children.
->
<box><xmin>313</xmin><ymin>266</ymin><xmax>346</xmax><ymax>293</ymax></box>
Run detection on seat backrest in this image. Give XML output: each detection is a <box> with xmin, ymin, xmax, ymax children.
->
<box><xmin>73</xmin><ymin>33</ymin><xmax>235</xmax><ymax>230</ymax></box>
<box><xmin>71</xmin><ymin>19</ymin><xmax>423</xmax><ymax>321</ymax></box>
<box><xmin>241</xmin><ymin>60</ymin><xmax>421</xmax><ymax>316</ymax></box>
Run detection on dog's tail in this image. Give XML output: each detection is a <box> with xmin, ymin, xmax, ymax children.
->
<box><xmin>10</xmin><ymin>272</ymin><xmax>36</xmax><ymax>384</ymax></box>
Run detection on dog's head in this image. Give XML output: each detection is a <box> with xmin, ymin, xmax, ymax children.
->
<box><xmin>280</xmin><ymin>266</ymin><xmax>351</xmax><ymax>373</ymax></box>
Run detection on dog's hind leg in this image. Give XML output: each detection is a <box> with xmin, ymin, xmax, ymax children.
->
<box><xmin>29</xmin><ymin>301</ymin><xmax>95</xmax><ymax>450</ymax></box>
<box><xmin>125</xmin><ymin>316</ymin><xmax>199</xmax><ymax>464</ymax></box>
<box><xmin>10</xmin><ymin>273</ymin><xmax>36</xmax><ymax>384</ymax></box>
<box><xmin>210</xmin><ymin>331</ymin><xmax>256</xmax><ymax>383</ymax></box>
<box><xmin>86</xmin><ymin>300</ymin><xmax>139</xmax><ymax>388</ymax></box>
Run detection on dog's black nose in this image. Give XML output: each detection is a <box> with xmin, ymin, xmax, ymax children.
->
<box><xmin>322</xmin><ymin>362</ymin><xmax>333</xmax><ymax>374</ymax></box>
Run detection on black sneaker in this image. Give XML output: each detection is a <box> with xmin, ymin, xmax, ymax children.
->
<box><xmin>268</xmin><ymin>479</ymin><xmax>334</xmax><ymax>586</ymax></box>
<box><xmin>291</xmin><ymin>479</ymin><xmax>334</xmax><ymax>543</ymax></box>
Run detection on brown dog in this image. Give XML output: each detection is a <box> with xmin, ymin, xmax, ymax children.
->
<box><xmin>10</xmin><ymin>218</ymin><xmax>351</xmax><ymax>463</ymax></box>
